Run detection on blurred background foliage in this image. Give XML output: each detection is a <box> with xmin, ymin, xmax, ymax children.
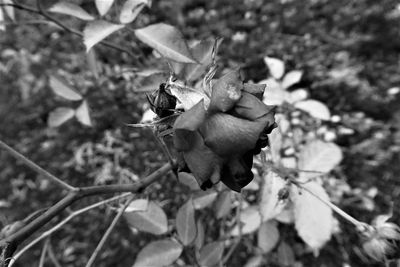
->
<box><xmin>0</xmin><ymin>0</ymin><xmax>400</xmax><ymax>266</ymax></box>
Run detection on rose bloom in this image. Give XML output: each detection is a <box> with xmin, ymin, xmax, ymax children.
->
<box><xmin>173</xmin><ymin>70</ymin><xmax>276</xmax><ymax>192</ymax></box>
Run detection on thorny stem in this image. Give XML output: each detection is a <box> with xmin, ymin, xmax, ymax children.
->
<box><xmin>85</xmin><ymin>195</ymin><xmax>135</xmax><ymax>267</ymax></box>
<box><xmin>0</xmin><ymin>140</ymin><xmax>76</xmax><ymax>191</ymax></box>
<box><xmin>0</xmin><ymin>162</ymin><xmax>173</xmax><ymax>266</ymax></box>
<box><xmin>8</xmin><ymin>193</ymin><xmax>132</xmax><ymax>267</ymax></box>
<box><xmin>290</xmin><ymin>180</ymin><xmax>368</xmax><ymax>231</ymax></box>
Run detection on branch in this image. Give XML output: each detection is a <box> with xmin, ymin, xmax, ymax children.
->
<box><xmin>0</xmin><ymin>2</ymin><xmax>139</xmax><ymax>59</ymax></box>
<box><xmin>38</xmin><ymin>238</ymin><xmax>49</xmax><ymax>267</ymax></box>
<box><xmin>0</xmin><ymin>140</ymin><xmax>76</xmax><ymax>191</ymax></box>
<box><xmin>85</xmin><ymin>195</ymin><xmax>134</xmax><ymax>267</ymax></box>
<box><xmin>46</xmin><ymin>239</ymin><xmax>62</xmax><ymax>267</ymax></box>
<box><xmin>8</xmin><ymin>193</ymin><xmax>133</xmax><ymax>267</ymax></box>
<box><xmin>0</xmin><ymin>162</ymin><xmax>173</xmax><ymax>266</ymax></box>
<box><xmin>290</xmin><ymin>179</ymin><xmax>367</xmax><ymax>230</ymax></box>
<box><xmin>222</xmin><ymin>194</ymin><xmax>243</xmax><ymax>264</ymax></box>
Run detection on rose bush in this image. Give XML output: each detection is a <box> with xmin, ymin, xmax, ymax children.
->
<box><xmin>173</xmin><ymin>70</ymin><xmax>277</xmax><ymax>192</ymax></box>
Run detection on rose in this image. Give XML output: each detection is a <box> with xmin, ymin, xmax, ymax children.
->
<box><xmin>173</xmin><ymin>70</ymin><xmax>276</xmax><ymax>192</ymax></box>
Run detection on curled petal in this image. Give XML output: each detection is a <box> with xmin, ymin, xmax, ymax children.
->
<box><xmin>243</xmin><ymin>83</ymin><xmax>266</xmax><ymax>100</ymax></box>
<box><xmin>209</xmin><ymin>70</ymin><xmax>243</xmax><ymax>113</ymax></box>
<box><xmin>174</xmin><ymin>100</ymin><xmax>206</xmax><ymax>151</ymax></box>
<box><xmin>201</xmin><ymin>113</ymin><xmax>266</xmax><ymax>156</ymax></box>
<box><xmin>233</xmin><ymin>92</ymin><xmax>276</xmax><ymax>121</ymax></box>
<box><xmin>220</xmin><ymin>152</ymin><xmax>254</xmax><ymax>192</ymax></box>
<box><xmin>182</xmin><ymin>131</ymin><xmax>224</xmax><ymax>189</ymax></box>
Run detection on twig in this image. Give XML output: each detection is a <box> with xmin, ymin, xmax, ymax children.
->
<box><xmin>46</xmin><ymin>240</ymin><xmax>62</xmax><ymax>267</ymax></box>
<box><xmin>38</xmin><ymin>238</ymin><xmax>49</xmax><ymax>267</ymax></box>
<box><xmin>151</xmin><ymin>131</ymin><xmax>177</xmax><ymax>177</ymax></box>
<box><xmin>290</xmin><ymin>180</ymin><xmax>366</xmax><ymax>230</ymax></box>
<box><xmin>0</xmin><ymin>2</ymin><xmax>138</xmax><ymax>59</ymax></box>
<box><xmin>222</xmin><ymin>194</ymin><xmax>243</xmax><ymax>264</ymax></box>
<box><xmin>0</xmin><ymin>20</ymin><xmax>52</xmax><ymax>26</ymax></box>
<box><xmin>85</xmin><ymin>195</ymin><xmax>134</xmax><ymax>267</ymax></box>
<box><xmin>0</xmin><ymin>162</ymin><xmax>173</xmax><ymax>266</ymax></box>
<box><xmin>8</xmin><ymin>193</ymin><xmax>132</xmax><ymax>267</ymax></box>
<box><xmin>0</xmin><ymin>140</ymin><xmax>76</xmax><ymax>191</ymax></box>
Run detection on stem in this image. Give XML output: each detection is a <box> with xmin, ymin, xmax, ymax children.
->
<box><xmin>46</xmin><ymin>240</ymin><xmax>62</xmax><ymax>267</ymax></box>
<box><xmin>0</xmin><ymin>140</ymin><xmax>76</xmax><ymax>191</ymax></box>
<box><xmin>222</xmin><ymin>194</ymin><xmax>243</xmax><ymax>264</ymax></box>
<box><xmin>85</xmin><ymin>195</ymin><xmax>134</xmax><ymax>267</ymax></box>
<box><xmin>38</xmin><ymin>238</ymin><xmax>49</xmax><ymax>267</ymax></box>
<box><xmin>291</xmin><ymin>180</ymin><xmax>365</xmax><ymax>228</ymax></box>
<box><xmin>8</xmin><ymin>193</ymin><xmax>132</xmax><ymax>267</ymax></box>
<box><xmin>0</xmin><ymin>162</ymin><xmax>173</xmax><ymax>266</ymax></box>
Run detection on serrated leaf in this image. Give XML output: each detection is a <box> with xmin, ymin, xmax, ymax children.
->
<box><xmin>281</xmin><ymin>70</ymin><xmax>303</xmax><ymax>90</ymax></box>
<box><xmin>277</xmin><ymin>241</ymin><xmax>295</xmax><ymax>266</ymax></box>
<box><xmin>95</xmin><ymin>0</ymin><xmax>114</xmax><ymax>16</ymax></box>
<box><xmin>258</xmin><ymin>221</ymin><xmax>280</xmax><ymax>253</ymax></box>
<box><xmin>176</xmin><ymin>199</ymin><xmax>197</xmax><ymax>246</ymax></box>
<box><xmin>295</xmin><ymin>99</ymin><xmax>331</xmax><ymax>120</ymax></box>
<box><xmin>192</xmin><ymin>190</ymin><xmax>217</xmax><ymax>209</ymax></box>
<box><xmin>124</xmin><ymin>201</ymin><xmax>168</xmax><ymax>235</ymax></box>
<box><xmin>75</xmin><ymin>100</ymin><xmax>92</xmax><ymax>126</ymax></box>
<box><xmin>291</xmin><ymin>181</ymin><xmax>333</xmax><ymax>252</ymax></box>
<box><xmin>83</xmin><ymin>20</ymin><xmax>124</xmax><ymax>52</ymax></box>
<box><xmin>198</xmin><ymin>242</ymin><xmax>224</xmax><ymax>267</ymax></box>
<box><xmin>135</xmin><ymin>23</ymin><xmax>196</xmax><ymax>63</ymax></box>
<box><xmin>230</xmin><ymin>206</ymin><xmax>261</xmax><ymax>236</ymax></box>
<box><xmin>133</xmin><ymin>239</ymin><xmax>183</xmax><ymax>267</ymax></box>
<box><xmin>261</xmin><ymin>78</ymin><xmax>286</xmax><ymax>106</ymax></box>
<box><xmin>260</xmin><ymin>172</ymin><xmax>288</xmax><ymax>221</ymax></box>
<box><xmin>264</xmin><ymin>57</ymin><xmax>285</xmax><ymax>79</ymax></box>
<box><xmin>48</xmin><ymin>2</ymin><xmax>95</xmax><ymax>21</ymax></box>
<box><xmin>49</xmin><ymin>75</ymin><xmax>82</xmax><ymax>101</ymax></box>
<box><xmin>3</xmin><ymin>0</ymin><xmax>15</xmax><ymax>21</ymax></box>
<box><xmin>214</xmin><ymin>191</ymin><xmax>232</xmax><ymax>219</ymax></box>
<box><xmin>119</xmin><ymin>0</ymin><xmax>147</xmax><ymax>24</ymax></box>
<box><xmin>195</xmin><ymin>219</ymin><xmax>205</xmax><ymax>250</ymax></box>
<box><xmin>298</xmin><ymin>140</ymin><xmax>343</xmax><ymax>181</ymax></box>
<box><xmin>48</xmin><ymin>107</ymin><xmax>75</xmax><ymax>127</ymax></box>
<box><xmin>178</xmin><ymin>172</ymin><xmax>200</xmax><ymax>190</ymax></box>
<box><xmin>125</xmin><ymin>199</ymin><xmax>148</xmax><ymax>212</ymax></box>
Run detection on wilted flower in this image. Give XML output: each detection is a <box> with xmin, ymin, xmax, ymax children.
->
<box><xmin>361</xmin><ymin>215</ymin><xmax>400</xmax><ymax>261</ymax></box>
<box><xmin>173</xmin><ymin>70</ymin><xmax>276</xmax><ymax>192</ymax></box>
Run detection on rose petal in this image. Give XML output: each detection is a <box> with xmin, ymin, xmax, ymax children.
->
<box><xmin>221</xmin><ymin>153</ymin><xmax>254</xmax><ymax>192</ymax></box>
<box><xmin>233</xmin><ymin>92</ymin><xmax>276</xmax><ymax>121</ymax></box>
<box><xmin>201</xmin><ymin>113</ymin><xmax>266</xmax><ymax>156</ymax></box>
<box><xmin>209</xmin><ymin>70</ymin><xmax>243</xmax><ymax>113</ymax></box>
<box><xmin>174</xmin><ymin>100</ymin><xmax>206</xmax><ymax>151</ymax></box>
<box><xmin>182</xmin><ymin>131</ymin><xmax>224</xmax><ymax>189</ymax></box>
<box><xmin>243</xmin><ymin>83</ymin><xmax>266</xmax><ymax>100</ymax></box>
